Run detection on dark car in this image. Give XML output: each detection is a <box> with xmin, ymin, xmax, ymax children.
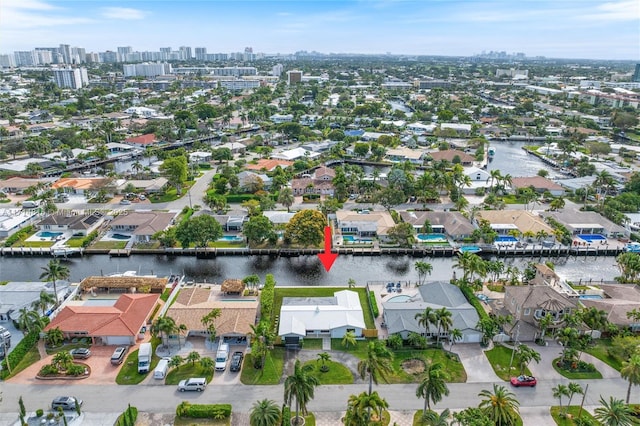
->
<box><xmin>230</xmin><ymin>351</ymin><xmax>244</xmax><ymax>372</ymax></box>
<box><xmin>510</xmin><ymin>375</ymin><xmax>537</xmax><ymax>387</ymax></box>
<box><xmin>70</xmin><ymin>348</ymin><xmax>91</xmax><ymax>359</ymax></box>
<box><xmin>51</xmin><ymin>396</ymin><xmax>83</xmax><ymax>410</ymax></box>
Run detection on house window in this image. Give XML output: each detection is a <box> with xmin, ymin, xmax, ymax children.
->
<box><xmin>346</xmin><ymin>328</ymin><xmax>355</xmax><ymax>334</ymax></box>
<box><xmin>524</xmin><ymin>308</ymin><xmax>531</xmax><ymax>316</ymax></box>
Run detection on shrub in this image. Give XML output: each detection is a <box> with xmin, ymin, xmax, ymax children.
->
<box><xmin>66</xmin><ymin>363</ymin><xmax>86</xmax><ymax>376</ymax></box>
<box><xmin>39</xmin><ymin>364</ymin><xmax>59</xmax><ymax>376</ymax></box>
<box><xmin>115</xmin><ymin>404</ymin><xmax>138</xmax><ymax>426</ymax></box>
<box><xmin>4</xmin><ymin>225</ymin><xmax>35</xmax><ymax>247</ymax></box>
<box><xmin>261</xmin><ymin>274</ymin><xmax>276</xmax><ymax>321</ymax></box>
<box><xmin>81</xmin><ymin>230</ymin><xmax>98</xmax><ymax>248</ymax></box>
<box><xmin>36</xmin><ymin>409</ymin><xmax>44</xmax><ymax>418</ymax></box>
<box><xmin>1</xmin><ymin>329</ymin><xmax>39</xmax><ymax>379</ymax></box>
<box><xmin>226</xmin><ymin>194</ymin><xmax>259</xmax><ymax>203</ymax></box>
<box><xmin>175</xmin><ymin>402</ymin><xmax>232</xmax><ymax>419</ymax></box>
<box><xmin>369</xmin><ymin>291</ymin><xmax>379</xmax><ymax>318</ymax></box>
<box><xmin>280</xmin><ymin>405</ymin><xmax>291</xmax><ymax>426</ymax></box>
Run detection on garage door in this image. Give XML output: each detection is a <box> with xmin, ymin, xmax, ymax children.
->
<box><xmin>105</xmin><ymin>336</ymin><xmax>131</xmax><ymax>346</ymax></box>
<box><xmin>463</xmin><ymin>333</ymin><xmax>481</xmax><ymax>343</ymax></box>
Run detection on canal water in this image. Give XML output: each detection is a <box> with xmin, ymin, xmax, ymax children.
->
<box><xmin>0</xmin><ymin>253</ymin><xmax>621</xmax><ymax>286</ymax></box>
<box><xmin>488</xmin><ymin>140</ymin><xmax>564</xmax><ymax>179</ymax></box>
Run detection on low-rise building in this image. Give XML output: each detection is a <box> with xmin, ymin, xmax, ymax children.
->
<box><xmin>109</xmin><ymin>211</ymin><xmax>176</xmax><ymax>242</ymax></box>
<box><xmin>336</xmin><ymin>210</ymin><xmax>396</xmax><ymax>241</ymax></box>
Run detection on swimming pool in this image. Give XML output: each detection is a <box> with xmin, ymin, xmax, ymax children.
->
<box><xmin>578</xmin><ymin>234</ymin><xmax>606</xmax><ymax>243</ymax></box>
<box><xmin>496</xmin><ymin>235</ymin><xmax>518</xmax><ymax>242</ymax></box>
<box><xmin>459</xmin><ymin>246</ymin><xmax>482</xmax><ymax>253</ymax></box>
<box><xmin>387</xmin><ymin>295</ymin><xmax>411</xmax><ymax>303</ymax></box>
<box><xmin>416</xmin><ymin>233</ymin><xmax>447</xmax><ymax>242</ymax></box>
<box><xmin>343</xmin><ymin>235</ymin><xmax>373</xmax><ymax>243</ymax></box>
<box><xmin>37</xmin><ymin>231</ymin><xmax>63</xmax><ymax>238</ymax></box>
<box><xmin>218</xmin><ymin>235</ymin><xmax>244</xmax><ymax>242</ymax></box>
<box><xmin>579</xmin><ymin>294</ymin><xmax>603</xmax><ymax>300</ymax></box>
<box><xmin>111</xmin><ymin>233</ymin><xmax>131</xmax><ymax>240</ymax></box>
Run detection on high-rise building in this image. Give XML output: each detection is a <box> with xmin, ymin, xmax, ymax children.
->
<box><xmin>272</xmin><ymin>64</ymin><xmax>283</xmax><ymax>77</ymax></box>
<box><xmin>14</xmin><ymin>51</ymin><xmax>39</xmax><ymax>66</ymax></box>
<box><xmin>117</xmin><ymin>46</ymin><xmax>133</xmax><ymax>56</ymax></box>
<box><xmin>36</xmin><ymin>50</ymin><xmax>53</xmax><ymax>65</ymax></box>
<box><xmin>0</xmin><ymin>54</ymin><xmax>16</xmax><ymax>68</ymax></box>
<box><xmin>59</xmin><ymin>44</ymin><xmax>71</xmax><ymax>64</ymax></box>
<box><xmin>36</xmin><ymin>47</ymin><xmax>62</xmax><ymax>63</ymax></box>
<box><xmin>179</xmin><ymin>46</ymin><xmax>192</xmax><ymax>60</ymax></box>
<box><xmin>123</xmin><ymin>62</ymin><xmax>172</xmax><ymax>77</ymax></box>
<box><xmin>53</xmin><ymin>67</ymin><xmax>89</xmax><ymax>89</ymax></box>
<box><xmin>100</xmin><ymin>51</ymin><xmax>119</xmax><ymax>63</ymax></box>
<box><xmin>287</xmin><ymin>70</ymin><xmax>302</xmax><ymax>85</ymax></box>
<box><xmin>71</xmin><ymin>47</ymin><xmax>86</xmax><ymax>64</ymax></box>
<box><xmin>633</xmin><ymin>64</ymin><xmax>640</xmax><ymax>83</ymax></box>
<box><xmin>194</xmin><ymin>47</ymin><xmax>207</xmax><ymax>61</ymax></box>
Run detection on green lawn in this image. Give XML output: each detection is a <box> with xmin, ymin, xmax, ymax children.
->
<box><xmin>274</xmin><ymin>287</ymin><xmax>375</xmax><ymax>329</ymax></box>
<box><xmin>552</xmin><ymin>358</ymin><xmax>602</xmax><ymax>380</ymax></box>
<box><xmin>91</xmin><ymin>241</ymin><xmax>127</xmax><ymax>250</ymax></box>
<box><xmin>583</xmin><ymin>339</ymin><xmax>624</xmax><ymax>371</ymax></box>
<box><xmin>330</xmin><ymin>338</ymin><xmax>372</xmax><ymax>357</ymax></box>
<box><xmin>20</xmin><ymin>241</ymin><xmax>55</xmax><ymax>248</ymax></box>
<box><xmin>240</xmin><ymin>348</ymin><xmax>285</xmax><ymax>385</ymax></box>
<box><xmin>116</xmin><ymin>339</ymin><xmax>163</xmax><ymax>385</ymax></box>
<box><xmin>550</xmin><ymin>406</ymin><xmax>599</xmax><ymax>425</ymax></box>
<box><xmin>388</xmin><ymin>349</ymin><xmax>467</xmax><ymax>384</ymax></box>
<box><xmin>165</xmin><ymin>363</ymin><xmax>214</xmax><ymax>385</ymax></box>
<box><xmin>302</xmin><ymin>360</ymin><xmax>354</xmax><ymax>384</ymax></box>
<box><xmin>174</xmin><ymin>417</ymin><xmax>229</xmax><ymax>426</ymax></box>
<box><xmin>4</xmin><ymin>345</ymin><xmax>40</xmax><ymax>379</ymax></box>
<box><xmin>65</xmin><ymin>237</ymin><xmax>85</xmax><ymax>248</ymax></box>
<box><xmin>484</xmin><ymin>344</ymin><xmax>532</xmax><ymax>381</ymax></box>
<box><xmin>302</xmin><ymin>339</ymin><xmax>323</xmax><ymax>350</ymax></box>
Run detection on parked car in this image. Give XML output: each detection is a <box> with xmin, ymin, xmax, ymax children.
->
<box><xmin>70</xmin><ymin>348</ymin><xmax>91</xmax><ymax>359</ymax></box>
<box><xmin>119</xmin><ymin>199</ymin><xmax>131</xmax><ymax>205</ymax></box>
<box><xmin>510</xmin><ymin>375</ymin><xmax>537</xmax><ymax>387</ymax></box>
<box><xmin>51</xmin><ymin>396</ymin><xmax>83</xmax><ymax>410</ymax></box>
<box><xmin>110</xmin><ymin>346</ymin><xmax>128</xmax><ymax>365</ymax></box>
<box><xmin>230</xmin><ymin>351</ymin><xmax>244</xmax><ymax>372</ymax></box>
<box><xmin>178</xmin><ymin>377</ymin><xmax>207</xmax><ymax>392</ymax></box>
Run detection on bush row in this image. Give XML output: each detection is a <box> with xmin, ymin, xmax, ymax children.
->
<box><xmin>261</xmin><ymin>274</ymin><xmax>276</xmax><ymax>321</ymax></box>
<box><xmin>115</xmin><ymin>405</ymin><xmax>138</xmax><ymax>426</ymax></box>
<box><xmin>369</xmin><ymin>291</ymin><xmax>379</xmax><ymax>318</ymax></box>
<box><xmin>81</xmin><ymin>230</ymin><xmax>99</xmax><ymax>248</ymax></box>
<box><xmin>280</xmin><ymin>405</ymin><xmax>291</xmax><ymax>426</ymax></box>
<box><xmin>0</xmin><ymin>329</ymin><xmax>39</xmax><ymax>379</ymax></box>
<box><xmin>4</xmin><ymin>225</ymin><xmax>35</xmax><ymax>247</ymax></box>
<box><xmin>459</xmin><ymin>283</ymin><xmax>489</xmax><ymax>319</ymax></box>
<box><xmin>175</xmin><ymin>402</ymin><xmax>231</xmax><ymax>419</ymax></box>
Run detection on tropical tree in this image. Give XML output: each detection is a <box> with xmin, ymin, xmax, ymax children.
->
<box><xmin>151</xmin><ymin>316</ymin><xmax>178</xmax><ymax>347</ymax></box>
<box><xmin>566</xmin><ymin>382</ymin><xmax>584</xmax><ymax>409</ymax></box>
<box><xmin>478</xmin><ymin>384</ymin><xmax>520</xmax><ymax>426</ymax></box>
<box><xmin>422</xmin><ymin>408</ymin><xmax>451</xmax><ymax>426</ymax></box>
<box><xmin>44</xmin><ymin>327</ymin><xmax>64</xmax><ymax>347</ymax></box>
<box><xmin>415</xmin><ymin>261</ymin><xmax>433</xmax><ymax>286</ymax></box>
<box><xmin>342</xmin><ymin>330</ymin><xmax>357</xmax><ymax>349</ymax></box>
<box><xmin>416</xmin><ymin>362</ymin><xmax>450</xmax><ymax>412</ymax></box>
<box><xmin>552</xmin><ymin>384</ymin><xmax>570</xmax><ymax>414</ymax></box>
<box><xmin>620</xmin><ymin>354</ymin><xmax>640</xmax><ymax>404</ymax></box>
<box><xmin>199</xmin><ymin>357</ymin><xmax>214</xmax><ymax>371</ymax></box>
<box><xmin>52</xmin><ymin>350</ymin><xmax>73</xmax><ymax>370</ymax></box>
<box><xmin>32</xmin><ymin>290</ymin><xmax>56</xmax><ymax>316</ymax></box>
<box><xmin>39</xmin><ymin>259</ymin><xmax>70</xmax><ymax>309</ymax></box>
<box><xmin>594</xmin><ymin>396</ymin><xmax>634</xmax><ymax>426</ymax></box>
<box><xmin>277</xmin><ymin>187</ymin><xmax>295</xmax><ymax>212</ymax></box>
<box><xmin>16</xmin><ymin>307</ymin><xmax>42</xmax><ymax>333</ymax></box>
<box><xmin>186</xmin><ymin>351</ymin><xmax>201</xmax><ymax>366</ymax></box>
<box><xmin>169</xmin><ymin>355</ymin><xmax>183</xmax><ymax>370</ymax></box>
<box><xmin>434</xmin><ymin>307</ymin><xmax>453</xmax><ymax>346</ymax></box>
<box><xmin>448</xmin><ymin>328</ymin><xmax>463</xmax><ymax>353</ymax></box>
<box><xmin>284</xmin><ymin>209</ymin><xmax>326</xmax><ymax>247</ymax></box>
<box><xmin>415</xmin><ymin>307</ymin><xmax>437</xmax><ymax>341</ymax></box>
<box><xmin>343</xmin><ymin>391</ymin><xmax>389</xmax><ymax>426</ymax></box>
<box><xmin>317</xmin><ymin>352</ymin><xmax>331</xmax><ymax>372</ymax></box>
<box><xmin>357</xmin><ymin>340</ymin><xmax>394</xmax><ymax>396</ymax></box>
<box><xmin>283</xmin><ymin>360</ymin><xmax>319</xmax><ymax>425</ymax></box>
<box><xmin>515</xmin><ymin>345</ymin><xmax>541</xmax><ymax>376</ymax></box>
<box><xmin>201</xmin><ymin>308</ymin><xmax>222</xmax><ymax>341</ymax></box>
<box><xmin>249</xmin><ymin>399</ymin><xmax>281</xmax><ymax>426</ymax></box>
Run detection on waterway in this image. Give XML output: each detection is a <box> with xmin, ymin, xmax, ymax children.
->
<box><xmin>0</xmin><ymin>253</ymin><xmax>621</xmax><ymax>286</ymax></box>
<box><xmin>487</xmin><ymin>140</ymin><xmax>564</xmax><ymax>179</ymax></box>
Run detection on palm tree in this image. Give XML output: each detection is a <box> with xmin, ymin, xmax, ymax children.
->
<box><xmin>169</xmin><ymin>355</ymin><xmax>183</xmax><ymax>370</ymax></box>
<box><xmin>515</xmin><ymin>344</ymin><xmax>541</xmax><ymax>376</ymax></box>
<box><xmin>594</xmin><ymin>396</ymin><xmax>634</xmax><ymax>426</ymax></box>
<box><xmin>415</xmin><ymin>261</ymin><xmax>433</xmax><ymax>286</ymax></box>
<box><xmin>44</xmin><ymin>327</ymin><xmax>64</xmax><ymax>347</ymax></box>
<box><xmin>199</xmin><ymin>357</ymin><xmax>214</xmax><ymax>372</ymax></box>
<box><xmin>317</xmin><ymin>352</ymin><xmax>331</xmax><ymax>372</ymax></box>
<box><xmin>16</xmin><ymin>307</ymin><xmax>41</xmax><ymax>333</ymax></box>
<box><xmin>201</xmin><ymin>308</ymin><xmax>222</xmax><ymax>342</ymax></box>
<box><xmin>421</xmin><ymin>408</ymin><xmax>451</xmax><ymax>426</ymax></box>
<box><xmin>186</xmin><ymin>351</ymin><xmax>201</xmax><ymax>366</ymax></box>
<box><xmin>620</xmin><ymin>354</ymin><xmax>640</xmax><ymax>404</ymax></box>
<box><xmin>342</xmin><ymin>330</ymin><xmax>357</xmax><ymax>349</ymax></box>
<box><xmin>566</xmin><ymin>382</ymin><xmax>584</xmax><ymax>408</ymax></box>
<box><xmin>478</xmin><ymin>384</ymin><xmax>520</xmax><ymax>426</ymax></box>
<box><xmin>448</xmin><ymin>328</ymin><xmax>463</xmax><ymax>353</ymax></box>
<box><xmin>283</xmin><ymin>360</ymin><xmax>319</xmax><ymax>425</ymax></box>
<box><xmin>416</xmin><ymin>362</ymin><xmax>450</xmax><ymax>413</ymax></box>
<box><xmin>415</xmin><ymin>307</ymin><xmax>437</xmax><ymax>342</ymax></box>
<box><xmin>249</xmin><ymin>399</ymin><xmax>281</xmax><ymax>426</ymax></box>
<box><xmin>343</xmin><ymin>391</ymin><xmax>389</xmax><ymax>426</ymax></box>
<box><xmin>277</xmin><ymin>187</ymin><xmax>295</xmax><ymax>212</ymax></box>
<box><xmin>152</xmin><ymin>316</ymin><xmax>178</xmax><ymax>348</ymax></box>
<box><xmin>357</xmin><ymin>340</ymin><xmax>394</xmax><ymax>396</ymax></box>
<box><xmin>53</xmin><ymin>350</ymin><xmax>73</xmax><ymax>370</ymax></box>
<box><xmin>552</xmin><ymin>384</ymin><xmax>570</xmax><ymax>414</ymax></box>
<box><xmin>39</xmin><ymin>259</ymin><xmax>70</xmax><ymax>309</ymax></box>
<box><xmin>434</xmin><ymin>307</ymin><xmax>453</xmax><ymax>347</ymax></box>
<box><xmin>32</xmin><ymin>290</ymin><xmax>56</xmax><ymax>316</ymax></box>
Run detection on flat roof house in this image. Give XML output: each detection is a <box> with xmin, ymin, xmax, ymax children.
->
<box><xmin>278</xmin><ymin>290</ymin><xmax>365</xmax><ymax>346</ymax></box>
<box><xmin>539</xmin><ymin>211</ymin><xmax>627</xmax><ymax>238</ymax></box>
<box><xmin>475</xmin><ymin>210</ymin><xmax>555</xmax><ymax>237</ymax></box>
<box><xmin>335</xmin><ymin>210</ymin><xmax>396</xmax><ymax>241</ymax></box>
<box><xmin>382</xmin><ymin>282</ymin><xmax>482</xmax><ymax>343</ymax></box>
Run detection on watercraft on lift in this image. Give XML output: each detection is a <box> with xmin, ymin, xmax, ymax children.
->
<box><xmin>488</xmin><ymin>146</ymin><xmax>496</xmax><ymax>158</ymax></box>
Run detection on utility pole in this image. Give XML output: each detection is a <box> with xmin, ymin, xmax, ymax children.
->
<box><xmin>508</xmin><ymin>323</ymin><xmax>520</xmax><ymax>375</ymax></box>
<box><xmin>578</xmin><ymin>384</ymin><xmax>589</xmax><ymax>421</ymax></box>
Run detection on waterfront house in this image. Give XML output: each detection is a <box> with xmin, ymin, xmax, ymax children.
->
<box><xmin>245</xmin><ymin>159</ymin><xmax>293</xmax><ymax>172</ymax></box>
<box><xmin>124</xmin><ymin>133</ymin><xmax>159</xmax><ymax>147</ymax></box>
<box><xmin>271</xmin><ymin>147</ymin><xmax>321</xmax><ymax>161</ymax></box>
<box><xmin>510</xmin><ymin>176</ymin><xmax>566</xmax><ymax>196</ymax></box>
<box><xmin>108</xmin><ymin>211</ymin><xmax>176</xmax><ymax>242</ymax></box>
<box><xmin>440</xmin><ymin>123</ymin><xmax>472</xmax><ymax>135</ymax></box>
<box><xmin>463</xmin><ymin>166</ymin><xmax>492</xmax><ymax>194</ymax></box>
<box><xmin>385</xmin><ymin>147</ymin><xmax>426</xmax><ymax>164</ymax></box>
<box><xmin>497</xmin><ymin>285</ymin><xmax>579</xmax><ymax>342</ymax></box>
<box><xmin>335</xmin><ymin>210</ymin><xmax>395</xmax><ymax>241</ymax></box>
<box><xmin>0</xmin><ymin>280</ymin><xmax>70</xmax><ymax>323</ymax></box>
<box><xmin>0</xmin><ymin>208</ymin><xmax>40</xmax><ymax>238</ymax></box>
<box><xmin>475</xmin><ymin>210</ymin><xmax>555</xmax><ymax>237</ymax></box>
<box><xmin>539</xmin><ymin>210</ymin><xmax>627</xmax><ymax>239</ymax></box>
<box><xmin>165</xmin><ymin>285</ymin><xmax>258</xmax><ymax>344</ymax></box>
<box><xmin>0</xmin><ymin>177</ymin><xmax>54</xmax><ymax>194</ymax></box>
<box><xmin>427</xmin><ymin>150</ymin><xmax>474</xmax><ymax>166</ymax></box>
<box><xmin>37</xmin><ymin>212</ymin><xmax>104</xmax><ymax>237</ymax></box>
<box><xmin>43</xmin><ymin>293</ymin><xmax>159</xmax><ymax>346</ymax></box>
<box><xmin>116</xmin><ymin>177</ymin><xmax>168</xmax><ymax>194</ymax></box>
<box><xmin>51</xmin><ymin>177</ymin><xmax>111</xmax><ymax>196</ymax></box>
<box><xmin>399</xmin><ymin>211</ymin><xmax>474</xmax><ymax>241</ymax></box>
<box><xmin>382</xmin><ymin>281</ymin><xmax>482</xmax><ymax>343</ymax></box>
<box><xmin>291</xmin><ymin>166</ymin><xmax>336</xmax><ymax>197</ymax></box>
<box><xmin>79</xmin><ymin>275</ymin><xmax>168</xmax><ymax>295</ymax></box>
<box><xmin>278</xmin><ymin>290</ymin><xmax>365</xmax><ymax>346</ymax></box>
<box><xmin>579</xmin><ymin>284</ymin><xmax>640</xmax><ymax>332</ymax></box>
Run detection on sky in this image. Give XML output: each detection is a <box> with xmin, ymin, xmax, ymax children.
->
<box><xmin>1</xmin><ymin>0</ymin><xmax>639</xmax><ymax>60</ymax></box>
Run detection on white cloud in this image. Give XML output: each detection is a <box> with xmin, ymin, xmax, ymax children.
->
<box><xmin>0</xmin><ymin>0</ymin><xmax>92</xmax><ymax>30</ymax></box>
<box><xmin>576</xmin><ymin>0</ymin><xmax>640</xmax><ymax>21</ymax></box>
<box><xmin>101</xmin><ymin>7</ymin><xmax>148</xmax><ymax>20</ymax></box>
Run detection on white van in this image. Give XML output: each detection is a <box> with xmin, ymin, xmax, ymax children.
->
<box><xmin>215</xmin><ymin>343</ymin><xmax>230</xmax><ymax>372</ymax></box>
<box><xmin>154</xmin><ymin>358</ymin><xmax>170</xmax><ymax>379</ymax></box>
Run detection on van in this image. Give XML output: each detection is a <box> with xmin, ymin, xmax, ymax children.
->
<box><xmin>22</xmin><ymin>201</ymin><xmax>39</xmax><ymax>209</ymax></box>
<box><xmin>0</xmin><ymin>326</ymin><xmax>11</xmax><ymax>348</ymax></box>
<box><xmin>154</xmin><ymin>358</ymin><xmax>170</xmax><ymax>379</ymax></box>
<box><xmin>215</xmin><ymin>342</ymin><xmax>230</xmax><ymax>372</ymax></box>
<box><xmin>110</xmin><ymin>346</ymin><xmax>128</xmax><ymax>365</ymax></box>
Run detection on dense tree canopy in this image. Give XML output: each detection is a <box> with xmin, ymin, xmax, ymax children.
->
<box><xmin>284</xmin><ymin>209</ymin><xmax>326</xmax><ymax>247</ymax></box>
<box><xmin>175</xmin><ymin>215</ymin><xmax>223</xmax><ymax>248</ymax></box>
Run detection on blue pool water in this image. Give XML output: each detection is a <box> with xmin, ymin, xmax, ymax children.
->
<box><xmin>579</xmin><ymin>294</ymin><xmax>603</xmax><ymax>300</ymax></box>
<box><xmin>111</xmin><ymin>233</ymin><xmax>131</xmax><ymax>240</ymax></box>
<box><xmin>387</xmin><ymin>295</ymin><xmax>412</xmax><ymax>303</ymax></box>
<box><xmin>416</xmin><ymin>233</ymin><xmax>447</xmax><ymax>242</ymax></box>
<box><xmin>578</xmin><ymin>234</ymin><xmax>606</xmax><ymax>243</ymax></box>
<box><xmin>219</xmin><ymin>235</ymin><xmax>244</xmax><ymax>242</ymax></box>
<box><xmin>496</xmin><ymin>235</ymin><xmax>518</xmax><ymax>242</ymax></box>
<box><xmin>343</xmin><ymin>235</ymin><xmax>372</xmax><ymax>242</ymax></box>
<box><xmin>37</xmin><ymin>231</ymin><xmax>63</xmax><ymax>238</ymax></box>
<box><xmin>459</xmin><ymin>246</ymin><xmax>481</xmax><ymax>253</ymax></box>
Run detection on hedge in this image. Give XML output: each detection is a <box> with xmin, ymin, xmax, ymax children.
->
<box><xmin>369</xmin><ymin>291</ymin><xmax>379</xmax><ymax>318</ymax></box>
<box><xmin>280</xmin><ymin>405</ymin><xmax>291</xmax><ymax>426</ymax></box>
<box><xmin>114</xmin><ymin>404</ymin><xmax>138</xmax><ymax>426</ymax></box>
<box><xmin>459</xmin><ymin>283</ymin><xmax>489</xmax><ymax>319</ymax></box>
<box><xmin>4</xmin><ymin>225</ymin><xmax>35</xmax><ymax>247</ymax></box>
<box><xmin>261</xmin><ymin>274</ymin><xmax>276</xmax><ymax>321</ymax></box>
<box><xmin>81</xmin><ymin>230</ymin><xmax>98</xmax><ymax>248</ymax></box>
<box><xmin>226</xmin><ymin>194</ymin><xmax>260</xmax><ymax>203</ymax></box>
<box><xmin>176</xmin><ymin>402</ymin><xmax>231</xmax><ymax>419</ymax></box>
<box><xmin>0</xmin><ymin>329</ymin><xmax>40</xmax><ymax>379</ymax></box>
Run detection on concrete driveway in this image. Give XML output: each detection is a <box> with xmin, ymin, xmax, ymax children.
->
<box><xmin>453</xmin><ymin>343</ymin><xmax>502</xmax><ymax>383</ymax></box>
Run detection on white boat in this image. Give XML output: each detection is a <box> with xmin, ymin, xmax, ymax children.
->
<box><xmin>625</xmin><ymin>243</ymin><xmax>640</xmax><ymax>253</ymax></box>
<box><xmin>488</xmin><ymin>147</ymin><xmax>496</xmax><ymax>157</ymax></box>
<box><xmin>51</xmin><ymin>248</ymin><xmax>82</xmax><ymax>257</ymax></box>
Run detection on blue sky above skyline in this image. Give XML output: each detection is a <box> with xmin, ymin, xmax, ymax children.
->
<box><xmin>1</xmin><ymin>0</ymin><xmax>638</xmax><ymax>60</ymax></box>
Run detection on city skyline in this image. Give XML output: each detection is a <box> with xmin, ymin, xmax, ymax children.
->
<box><xmin>0</xmin><ymin>0</ymin><xmax>639</xmax><ymax>60</ymax></box>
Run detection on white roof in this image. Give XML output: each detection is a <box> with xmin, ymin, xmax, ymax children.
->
<box><xmin>278</xmin><ymin>290</ymin><xmax>365</xmax><ymax>336</ymax></box>
<box><xmin>271</xmin><ymin>147</ymin><xmax>321</xmax><ymax>161</ymax></box>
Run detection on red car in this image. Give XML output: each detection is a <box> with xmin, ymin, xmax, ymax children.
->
<box><xmin>510</xmin><ymin>375</ymin><xmax>537</xmax><ymax>387</ymax></box>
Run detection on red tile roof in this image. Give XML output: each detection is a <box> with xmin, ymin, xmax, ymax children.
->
<box><xmin>245</xmin><ymin>159</ymin><xmax>293</xmax><ymax>172</ymax></box>
<box><xmin>44</xmin><ymin>294</ymin><xmax>159</xmax><ymax>337</ymax></box>
<box><xmin>125</xmin><ymin>133</ymin><xmax>157</xmax><ymax>145</ymax></box>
